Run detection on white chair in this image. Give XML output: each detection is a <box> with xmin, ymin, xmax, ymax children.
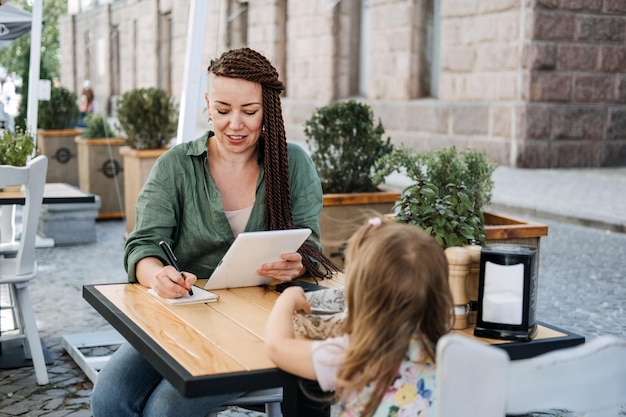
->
<box><xmin>0</xmin><ymin>155</ymin><xmax>49</xmax><ymax>385</ymax></box>
<box><xmin>207</xmin><ymin>388</ymin><xmax>283</xmax><ymax>417</ymax></box>
<box><xmin>436</xmin><ymin>333</ymin><xmax>626</xmax><ymax>417</ymax></box>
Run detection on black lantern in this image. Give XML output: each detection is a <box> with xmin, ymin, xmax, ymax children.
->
<box><xmin>474</xmin><ymin>244</ymin><xmax>538</xmax><ymax>342</ymax></box>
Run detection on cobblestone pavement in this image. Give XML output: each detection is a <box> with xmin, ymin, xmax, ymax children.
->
<box><xmin>1</xmin><ymin>166</ymin><xmax>625</xmax><ymax>417</ymax></box>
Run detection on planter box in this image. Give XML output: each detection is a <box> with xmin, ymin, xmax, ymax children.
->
<box><xmin>321</xmin><ymin>191</ymin><xmax>400</xmax><ymax>267</ymax></box>
<box><xmin>76</xmin><ymin>137</ymin><xmax>125</xmax><ymax>219</ymax></box>
<box><xmin>485</xmin><ymin>210</ymin><xmax>548</xmax><ymax>250</ymax></box>
<box><xmin>322</xmin><ymin>197</ymin><xmax>549</xmax><ymax>267</ymax></box>
<box><xmin>119</xmin><ymin>146</ymin><xmax>168</xmax><ymax>234</ymax></box>
<box><xmin>37</xmin><ymin>128</ymin><xmax>84</xmax><ymax>187</ymax></box>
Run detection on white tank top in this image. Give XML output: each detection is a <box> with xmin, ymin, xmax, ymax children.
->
<box><xmin>224</xmin><ymin>205</ymin><xmax>253</xmax><ymax>237</ymax></box>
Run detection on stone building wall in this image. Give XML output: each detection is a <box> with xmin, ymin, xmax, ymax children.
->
<box><xmin>521</xmin><ymin>0</ymin><xmax>626</xmax><ymax>167</ymax></box>
<box><xmin>59</xmin><ymin>0</ymin><xmax>626</xmax><ymax>168</ymax></box>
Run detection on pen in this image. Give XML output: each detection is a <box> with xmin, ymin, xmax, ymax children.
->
<box><xmin>159</xmin><ymin>240</ymin><xmax>193</xmax><ymax>296</ymax></box>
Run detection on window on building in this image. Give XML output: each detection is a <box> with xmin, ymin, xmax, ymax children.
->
<box><xmin>84</xmin><ymin>29</ymin><xmax>94</xmax><ymax>86</ymax></box>
<box><xmin>109</xmin><ymin>25</ymin><xmax>120</xmax><ymax>113</ymax></box>
<box><xmin>227</xmin><ymin>0</ymin><xmax>248</xmax><ymax>49</ymax></box>
<box><xmin>276</xmin><ymin>0</ymin><xmax>287</xmax><ymax>95</ymax></box>
<box><xmin>158</xmin><ymin>12</ymin><xmax>172</xmax><ymax>93</ymax></box>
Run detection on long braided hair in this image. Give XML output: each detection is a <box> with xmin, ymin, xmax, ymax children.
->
<box><xmin>207</xmin><ymin>48</ymin><xmax>340</xmax><ymax>279</ymax></box>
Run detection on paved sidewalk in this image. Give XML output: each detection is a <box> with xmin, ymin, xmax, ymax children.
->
<box><xmin>490</xmin><ymin>166</ymin><xmax>626</xmax><ymax>233</ymax></box>
<box><xmin>0</xmin><ymin>166</ymin><xmax>625</xmax><ymax>416</ymax></box>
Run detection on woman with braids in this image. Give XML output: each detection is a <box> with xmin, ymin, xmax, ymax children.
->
<box><xmin>91</xmin><ymin>47</ymin><xmax>339</xmax><ymax>417</ymax></box>
<box><xmin>265</xmin><ymin>218</ymin><xmax>454</xmax><ymax>417</ymax></box>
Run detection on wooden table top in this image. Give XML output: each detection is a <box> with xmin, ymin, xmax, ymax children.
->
<box><xmin>83</xmin><ymin>275</ymin><xmax>584</xmax><ymax>399</ymax></box>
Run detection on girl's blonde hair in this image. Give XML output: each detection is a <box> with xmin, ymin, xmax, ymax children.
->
<box><xmin>337</xmin><ymin>219</ymin><xmax>453</xmax><ymax>417</ymax></box>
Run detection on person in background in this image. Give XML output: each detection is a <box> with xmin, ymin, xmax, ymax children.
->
<box><xmin>265</xmin><ymin>218</ymin><xmax>454</xmax><ymax>417</ymax></box>
<box><xmin>90</xmin><ymin>47</ymin><xmax>339</xmax><ymax>417</ymax></box>
<box><xmin>77</xmin><ymin>79</ymin><xmax>94</xmax><ymax>127</ymax></box>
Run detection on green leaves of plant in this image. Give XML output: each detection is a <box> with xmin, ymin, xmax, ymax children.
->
<box><xmin>38</xmin><ymin>86</ymin><xmax>80</xmax><ymax>130</ymax></box>
<box><xmin>375</xmin><ymin>146</ymin><xmax>495</xmax><ymax>249</ymax></box>
<box><xmin>115</xmin><ymin>87</ymin><xmax>178</xmax><ymax>150</ymax></box>
<box><xmin>0</xmin><ymin>128</ymin><xmax>35</xmax><ymax>166</ymax></box>
<box><xmin>304</xmin><ymin>100</ymin><xmax>393</xmax><ymax>193</ymax></box>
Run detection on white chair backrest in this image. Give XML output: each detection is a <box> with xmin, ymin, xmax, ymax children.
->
<box><xmin>436</xmin><ymin>333</ymin><xmax>626</xmax><ymax>417</ymax></box>
<box><xmin>0</xmin><ymin>155</ymin><xmax>48</xmax><ymax>276</ymax></box>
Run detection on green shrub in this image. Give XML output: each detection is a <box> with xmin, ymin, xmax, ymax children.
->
<box><xmin>304</xmin><ymin>100</ymin><xmax>393</xmax><ymax>193</ymax></box>
<box><xmin>38</xmin><ymin>86</ymin><xmax>80</xmax><ymax>130</ymax></box>
<box><xmin>374</xmin><ymin>146</ymin><xmax>496</xmax><ymax>248</ymax></box>
<box><xmin>0</xmin><ymin>128</ymin><xmax>36</xmax><ymax>166</ymax></box>
<box><xmin>115</xmin><ymin>87</ymin><xmax>178</xmax><ymax>150</ymax></box>
<box><xmin>82</xmin><ymin>113</ymin><xmax>117</xmax><ymax>138</ymax></box>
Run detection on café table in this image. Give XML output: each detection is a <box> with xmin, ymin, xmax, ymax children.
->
<box><xmin>83</xmin><ymin>275</ymin><xmax>585</xmax><ymax>416</ymax></box>
<box><xmin>0</xmin><ymin>182</ymin><xmax>96</xmax><ymax>249</ymax></box>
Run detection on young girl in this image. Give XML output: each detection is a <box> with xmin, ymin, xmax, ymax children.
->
<box><xmin>265</xmin><ymin>218</ymin><xmax>454</xmax><ymax>417</ymax></box>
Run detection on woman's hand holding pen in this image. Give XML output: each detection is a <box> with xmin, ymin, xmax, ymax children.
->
<box><xmin>153</xmin><ymin>266</ymin><xmax>198</xmax><ymax>299</ymax></box>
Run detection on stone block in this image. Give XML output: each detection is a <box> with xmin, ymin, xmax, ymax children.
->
<box><xmin>557</xmin><ymin>44</ymin><xmax>600</xmax><ymax>71</ymax></box>
<box><xmin>533</xmin><ymin>11</ymin><xmax>576</xmax><ymax>40</ymax></box>
<box><xmin>560</xmin><ymin>0</ymin><xmax>603</xmax><ymax>12</ymax></box>
<box><xmin>529</xmin><ymin>42</ymin><xmax>557</xmax><ymax>70</ymax></box>
<box><xmin>553</xmin><ymin>105</ymin><xmax>604</xmax><ymax>140</ymax></box>
<box><xmin>605</xmin><ymin>0</ymin><xmax>626</xmax><ymax>13</ymax></box>
<box><xmin>602</xmin><ymin>140</ymin><xmax>626</xmax><ymax>166</ymax></box>
<box><xmin>525</xmin><ymin>104</ymin><xmax>552</xmax><ymax>139</ymax></box>
<box><xmin>600</xmin><ymin>46</ymin><xmax>626</xmax><ymax>72</ymax></box>
<box><xmin>530</xmin><ymin>72</ymin><xmax>573</xmax><ymax>102</ymax></box>
<box><xmin>517</xmin><ymin>140</ymin><xmax>552</xmax><ymax>168</ymax></box>
<box><xmin>37</xmin><ymin>197</ymin><xmax>101</xmax><ymax>246</ymax></box>
<box><xmin>550</xmin><ymin>140</ymin><xmax>604</xmax><ymax>167</ymax></box>
<box><xmin>616</xmin><ymin>76</ymin><xmax>626</xmax><ymax>103</ymax></box>
<box><xmin>607</xmin><ymin>107</ymin><xmax>626</xmax><ymax>139</ymax></box>
<box><xmin>577</xmin><ymin>16</ymin><xmax>625</xmax><ymax>42</ymax></box>
<box><xmin>572</xmin><ymin>75</ymin><xmax>614</xmax><ymax>102</ymax></box>
<box><xmin>452</xmin><ymin>104</ymin><xmax>490</xmax><ymax>135</ymax></box>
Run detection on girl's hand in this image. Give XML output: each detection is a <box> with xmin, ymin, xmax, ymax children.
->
<box><xmin>275</xmin><ymin>286</ymin><xmax>311</xmax><ymax>314</ymax></box>
<box><xmin>257</xmin><ymin>252</ymin><xmax>305</xmax><ymax>281</ymax></box>
<box><xmin>152</xmin><ymin>266</ymin><xmax>198</xmax><ymax>299</ymax></box>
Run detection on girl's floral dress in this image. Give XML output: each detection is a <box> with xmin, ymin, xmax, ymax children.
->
<box><xmin>312</xmin><ymin>336</ymin><xmax>437</xmax><ymax>417</ymax></box>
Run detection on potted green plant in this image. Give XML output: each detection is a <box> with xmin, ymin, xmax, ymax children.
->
<box><xmin>116</xmin><ymin>87</ymin><xmax>178</xmax><ymax>233</ymax></box>
<box><xmin>75</xmin><ymin>113</ymin><xmax>125</xmax><ymax>219</ymax></box>
<box><xmin>374</xmin><ymin>145</ymin><xmax>548</xmax><ymax>249</ymax></box>
<box><xmin>0</xmin><ymin>128</ymin><xmax>36</xmax><ymax>192</ymax></box>
<box><xmin>36</xmin><ymin>85</ymin><xmax>83</xmax><ymax>186</ymax></box>
<box><xmin>303</xmin><ymin>100</ymin><xmax>396</xmax><ymax>266</ymax></box>
<box><xmin>0</xmin><ymin>127</ymin><xmax>35</xmax><ymax>167</ymax></box>
<box><xmin>374</xmin><ymin>146</ymin><xmax>495</xmax><ymax>249</ymax></box>
<box><xmin>374</xmin><ymin>146</ymin><xmax>548</xmax><ymax>329</ymax></box>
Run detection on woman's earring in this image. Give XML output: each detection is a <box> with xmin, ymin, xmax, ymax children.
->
<box><xmin>208</xmin><ymin>115</ymin><xmax>213</xmax><ymax>130</ymax></box>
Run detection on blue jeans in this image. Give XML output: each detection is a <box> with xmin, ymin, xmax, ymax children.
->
<box><xmin>91</xmin><ymin>342</ymin><xmax>243</xmax><ymax>417</ymax></box>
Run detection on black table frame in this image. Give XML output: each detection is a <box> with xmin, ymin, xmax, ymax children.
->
<box><xmin>0</xmin><ymin>183</ymin><xmax>96</xmax><ymax>205</ymax></box>
<box><xmin>493</xmin><ymin>321</ymin><xmax>585</xmax><ymax>360</ymax></box>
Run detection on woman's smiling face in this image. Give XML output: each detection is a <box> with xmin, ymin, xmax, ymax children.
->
<box><xmin>206</xmin><ymin>75</ymin><xmax>264</xmax><ymax>155</ymax></box>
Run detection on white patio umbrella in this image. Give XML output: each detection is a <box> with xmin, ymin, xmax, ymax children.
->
<box><xmin>0</xmin><ymin>2</ymin><xmax>32</xmax><ymax>49</ymax></box>
<box><xmin>0</xmin><ymin>1</ymin><xmax>42</xmax><ymax>142</ymax></box>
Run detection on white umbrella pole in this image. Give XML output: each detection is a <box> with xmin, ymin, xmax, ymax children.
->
<box><xmin>26</xmin><ymin>0</ymin><xmax>43</xmax><ymax>146</ymax></box>
<box><xmin>176</xmin><ymin>0</ymin><xmax>208</xmax><ymax>144</ymax></box>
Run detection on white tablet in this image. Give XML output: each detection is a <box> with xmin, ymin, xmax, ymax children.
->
<box><xmin>204</xmin><ymin>228</ymin><xmax>312</xmax><ymax>290</ymax></box>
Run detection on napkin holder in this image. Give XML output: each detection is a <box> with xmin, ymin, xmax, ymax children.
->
<box><xmin>474</xmin><ymin>244</ymin><xmax>538</xmax><ymax>342</ymax></box>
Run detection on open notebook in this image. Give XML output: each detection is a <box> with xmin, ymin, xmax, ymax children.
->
<box><xmin>147</xmin><ymin>287</ymin><xmax>219</xmax><ymax>306</ymax></box>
